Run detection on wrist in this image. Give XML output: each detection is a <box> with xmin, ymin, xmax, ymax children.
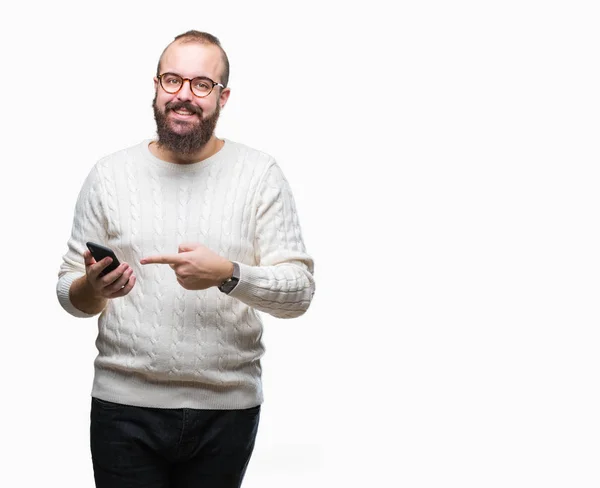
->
<box><xmin>223</xmin><ymin>261</ymin><xmax>235</xmax><ymax>282</ymax></box>
<box><xmin>81</xmin><ymin>274</ymin><xmax>96</xmax><ymax>293</ymax></box>
<box><xmin>70</xmin><ymin>275</ymin><xmax>107</xmax><ymax>314</ymax></box>
<box><xmin>218</xmin><ymin>261</ymin><xmax>240</xmax><ymax>294</ymax></box>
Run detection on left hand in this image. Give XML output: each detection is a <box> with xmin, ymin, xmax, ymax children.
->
<box><xmin>140</xmin><ymin>243</ymin><xmax>234</xmax><ymax>290</ymax></box>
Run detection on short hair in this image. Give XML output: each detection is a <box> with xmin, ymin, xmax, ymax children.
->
<box><xmin>156</xmin><ymin>30</ymin><xmax>230</xmax><ymax>87</ymax></box>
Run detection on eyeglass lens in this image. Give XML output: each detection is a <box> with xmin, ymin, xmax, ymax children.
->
<box><xmin>161</xmin><ymin>74</ymin><xmax>214</xmax><ymax>97</ymax></box>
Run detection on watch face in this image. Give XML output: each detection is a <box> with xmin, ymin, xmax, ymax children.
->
<box><xmin>220</xmin><ymin>279</ymin><xmax>238</xmax><ymax>294</ymax></box>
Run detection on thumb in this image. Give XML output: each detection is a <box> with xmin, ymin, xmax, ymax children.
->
<box><xmin>178</xmin><ymin>242</ymin><xmax>201</xmax><ymax>253</ymax></box>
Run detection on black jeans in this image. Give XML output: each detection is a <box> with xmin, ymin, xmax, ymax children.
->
<box><xmin>90</xmin><ymin>397</ymin><xmax>261</xmax><ymax>488</ymax></box>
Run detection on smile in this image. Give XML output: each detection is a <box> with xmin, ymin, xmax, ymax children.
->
<box><xmin>172</xmin><ymin>109</ymin><xmax>197</xmax><ymax>116</ymax></box>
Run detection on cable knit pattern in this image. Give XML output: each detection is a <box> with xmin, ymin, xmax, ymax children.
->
<box><xmin>56</xmin><ymin>139</ymin><xmax>315</xmax><ymax>410</ymax></box>
<box><xmin>124</xmin><ymin>151</ymin><xmax>143</xmax><ymax>368</ymax></box>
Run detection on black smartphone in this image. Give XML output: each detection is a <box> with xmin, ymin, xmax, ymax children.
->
<box><xmin>86</xmin><ymin>242</ymin><xmax>121</xmax><ymax>277</ymax></box>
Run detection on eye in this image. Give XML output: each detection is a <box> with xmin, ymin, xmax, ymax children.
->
<box><xmin>163</xmin><ymin>75</ymin><xmax>182</xmax><ymax>85</ymax></box>
<box><xmin>194</xmin><ymin>80</ymin><xmax>211</xmax><ymax>90</ymax></box>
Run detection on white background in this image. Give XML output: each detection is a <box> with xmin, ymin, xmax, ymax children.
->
<box><xmin>1</xmin><ymin>1</ymin><xmax>600</xmax><ymax>487</ymax></box>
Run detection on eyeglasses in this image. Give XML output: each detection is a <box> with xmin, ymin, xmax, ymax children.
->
<box><xmin>157</xmin><ymin>72</ymin><xmax>224</xmax><ymax>98</ymax></box>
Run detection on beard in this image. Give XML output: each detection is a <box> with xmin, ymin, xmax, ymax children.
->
<box><xmin>152</xmin><ymin>95</ymin><xmax>220</xmax><ymax>155</ymax></box>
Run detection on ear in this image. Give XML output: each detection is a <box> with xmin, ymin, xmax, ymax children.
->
<box><xmin>153</xmin><ymin>77</ymin><xmax>159</xmax><ymax>91</ymax></box>
<box><xmin>219</xmin><ymin>87</ymin><xmax>231</xmax><ymax>110</ymax></box>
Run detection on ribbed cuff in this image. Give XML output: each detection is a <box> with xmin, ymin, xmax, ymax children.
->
<box><xmin>228</xmin><ymin>262</ymin><xmax>264</xmax><ymax>302</ymax></box>
<box><xmin>56</xmin><ymin>273</ymin><xmax>98</xmax><ymax>318</ymax></box>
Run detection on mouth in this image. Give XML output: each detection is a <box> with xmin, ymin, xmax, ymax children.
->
<box><xmin>171</xmin><ymin>108</ymin><xmax>198</xmax><ymax>117</ymax></box>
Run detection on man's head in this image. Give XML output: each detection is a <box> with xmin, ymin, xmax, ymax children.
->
<box><xmin>153</xmin><ymin>31</ymin><xmax>231</xmax><ymax>155</ymax></box>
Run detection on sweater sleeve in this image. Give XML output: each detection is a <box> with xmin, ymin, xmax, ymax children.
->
<box><xmin>56</xmin><ymin>164</ymin><xmax>110</xmax><ymax>318</ymax></box>
<box><xmin>228</xmin><ymin>162</ymin><xmax>315</xmax><ymax>318</ymax></box>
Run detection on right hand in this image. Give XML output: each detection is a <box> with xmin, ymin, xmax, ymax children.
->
<box><xmin>84</xmin><ymin>250</ymin><xmax>136</xmax><ymax>299</ymax></box>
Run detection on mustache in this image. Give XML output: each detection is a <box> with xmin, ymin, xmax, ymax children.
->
<box><xmin>165</xmin><ymin>101</ymin><xmax>202</xmax><ymax>115</ymax></box>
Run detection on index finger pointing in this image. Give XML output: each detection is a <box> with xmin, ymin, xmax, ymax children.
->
<box><xmin>140</xmin><ymin>254</ymin><xmax>181</xmax><ymax>265</ymax></box>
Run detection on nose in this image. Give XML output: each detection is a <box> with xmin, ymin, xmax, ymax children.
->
<box><xmin>176</xmin><ymin>79</ymin><xmax>194</xmax><ymax>101</ymax></box>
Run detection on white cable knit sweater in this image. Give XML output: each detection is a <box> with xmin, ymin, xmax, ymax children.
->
<box><xmin>56</xmin><ymin>139</ymin><xmax>315</xmax><ymax>409</ymax></box>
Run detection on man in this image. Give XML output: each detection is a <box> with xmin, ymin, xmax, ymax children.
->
<box><xmin>56</xmin><ymin>30</ymin><xmax>315</xmax><ymax>488</ymax></box>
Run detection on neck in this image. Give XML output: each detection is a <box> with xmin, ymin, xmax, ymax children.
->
<box><xmin>150</xmin><ymin>135</ymin><xmax>224</xmax><ymax>164</ymax></box>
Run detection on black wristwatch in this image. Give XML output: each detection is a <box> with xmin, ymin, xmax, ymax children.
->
<box><xmin>218</xmin><ymin>262</ymin><xmax>240</xmax><ymax>294</ymax></box>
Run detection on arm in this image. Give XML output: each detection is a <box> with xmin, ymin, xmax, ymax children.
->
<box><xmin>228</xmin><ymin>162</ymin><xmax>315</xmax><ymax>318</ymax></box>
<box><xmin>56</xmin><ymin>165</ymin><xmax>136</xmax><ymax>317</ymax></box>
<box><xmin>57</xmin><ymin>165</ymin><xmax>107</xmax><ymax>317</ymax></box>
<box><xmin>139</xmin><ymin>162</ymin><xmax>315</xmax><ymax>319</ymax></box>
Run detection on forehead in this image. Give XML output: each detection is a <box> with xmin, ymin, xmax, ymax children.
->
<box><xmin>161</xmin><ymin>42</ymin><xmax>223</xmax><ymax>80</ymax></box>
